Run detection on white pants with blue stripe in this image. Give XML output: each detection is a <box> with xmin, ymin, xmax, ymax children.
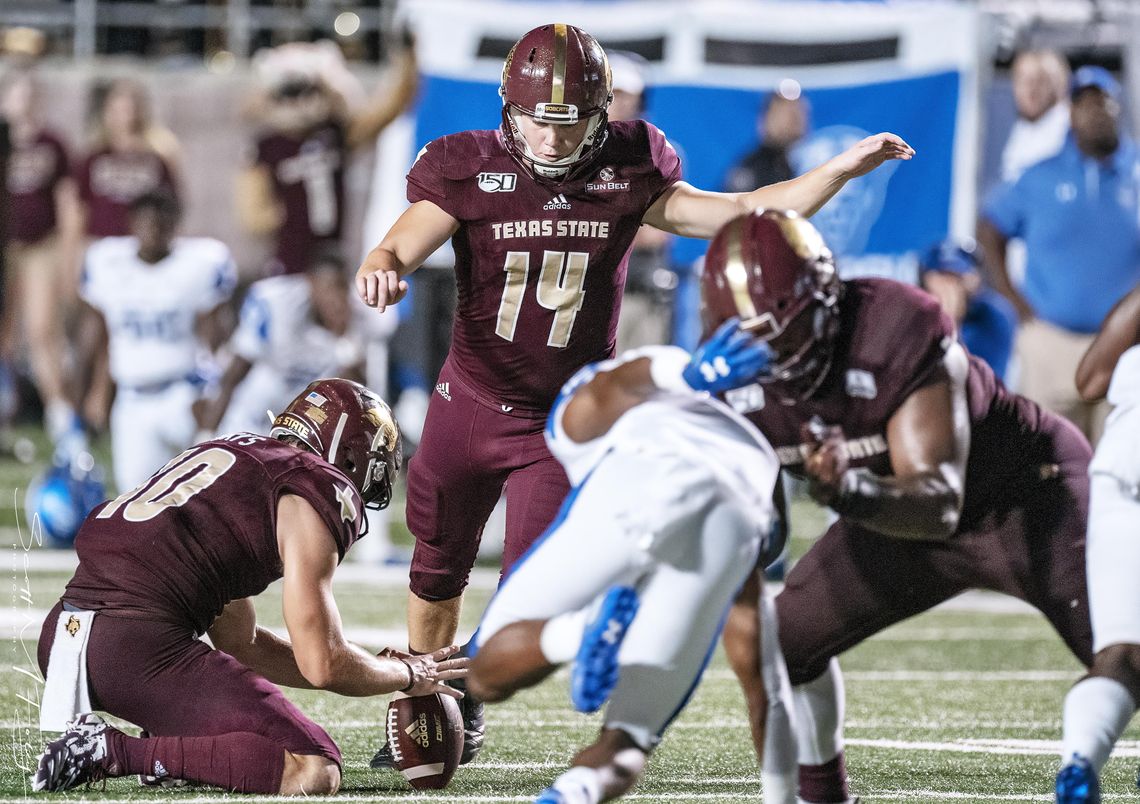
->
<box><xmin>476</xmin><ymin>447</ymin><xmax>764</xmax><ymax>750</ymax></box>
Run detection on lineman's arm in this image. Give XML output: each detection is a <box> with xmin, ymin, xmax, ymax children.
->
<box><xmin>803</xmin><ymin>344</ymin><xmax>971</xmax><ymax>541</ymax></box>
<box><xmin>277</xmin><ymin>493</ymin><xmax>467</xmax><ymax>696</ymax></box>
<box><xmin>642</xmin><ymin>133</ymin><xmax>913</xmax><ymax>239</ymax></box>
<box><xmin>355</xmin><ymin>200</ymin><xmax>459</xmax><ymax>313</ymax></box>
<box><xmin>1076</xmin><ymin>282</ymin><xmax>1140</xmax><ymax>401</ymax></box>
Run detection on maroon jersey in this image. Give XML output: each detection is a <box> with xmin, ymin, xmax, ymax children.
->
<box><xmin>75</xmin><ymin>147</ymin><xmax>178</xmax><ymax>237</ymax></box>
<box><xmin>7</xmin><ymin>130</ymin><xmax>69</xmax><ymax>244</ymax></box>
<box><xmin>407</xmin><ymin>120</ymin><xmax>681</xmax><ymax>414</ymax></box>
<box><xmin>63</xmin><ymin>434</ymin><xmax>364</xmax><ymax>634</ymax></box>
<box><xmin>730</xmin><ymin>278</ymin><xmax>1058</xmax><ymax>531</ymax></box>
<box><xmin>255</xmin><ymin>121</ymin><xmax>346</xmax><ymax>276</ymax></box>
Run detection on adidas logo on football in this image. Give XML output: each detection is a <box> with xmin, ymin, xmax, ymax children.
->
<box><xmin>436</xmin><ymin>382</ymin><xmax>452</xmax><ymax>401</ymax></box>
<box><xmin>543</xmin><ymin>193</ymin><xmax>571</xmax><ymax>211</ymax></box>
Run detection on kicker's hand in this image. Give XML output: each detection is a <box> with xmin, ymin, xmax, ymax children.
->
<box><xmin>355</xmin><ymin>265</ymin><xmax>408</xmax><ymax>313</ymax></box>
<box><xmin>682</xmin><ymin>318</ymin><xmax>772</xmax><ymax>394</ymax></box>
<box><xmin>382</xmin><ymin>645</ymin><xmax>469</xmax><ymax>699</ymax></box>
<box><xmin>831</xmin><ymin>132</ymin><xmax>914</xmax><ymax>180</ymax></box>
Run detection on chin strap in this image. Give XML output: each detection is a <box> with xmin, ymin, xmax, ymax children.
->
<box><xmin>507</xmin><ymin>109</ymin><xmax>606</xmax><ymax>179</ymax></box>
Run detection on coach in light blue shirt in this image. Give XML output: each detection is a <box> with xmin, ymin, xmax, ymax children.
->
<box><xmin>979</xmin><ymin>66</ymin><xmax>1140</xmax><ymax>441</ymax></box>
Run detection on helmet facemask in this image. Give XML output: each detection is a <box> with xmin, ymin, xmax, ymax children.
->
<box><xmin>502</xmin><ymin>105</ymin><xmax>608</xmax><ymax>180</ymax></box>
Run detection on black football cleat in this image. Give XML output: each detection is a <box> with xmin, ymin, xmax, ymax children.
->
<box><xmin>458</xmin><ymin>690</ymin><xmax>485</xmax><ymax>766</ymax></box>
<box><xmin>369</xmin><ymin>740</ymin><xmax>398</xmax><ymax>770</ymax></box>
<box><xmin>32</xmin><ymin>713</ymin><xmax>115</xmax><ymax>792</ymax></box>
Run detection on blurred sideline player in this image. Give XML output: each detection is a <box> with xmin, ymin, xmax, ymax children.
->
<box><xmin>194</xmin><ymin>250</ymin><xmax>401</xmax><ymax>563</ymax></box>
<box><xmin>0</xmin><ymin>68</ymin><xmax>85</xmax><ymax>448</ymax></box>
<box><xmin>238</xmin><ymin>37</ymin><xmax>417</xmax><ymax>277</ymax></box>
<box><xmin>32</xmin><ymin>378</ymin><xmax>467</xmax><ymax>794</ymax></box>
<box><xmin>77</xmin><ymin>190</ymin><xmax>235</xmax><ymax>492</ymax></box>
<box><xmin>468</xmin><ymin>321</ymin><xmax>788</xmax><ymax>804</ymax></box>
<box><xmin>606</xmin><ymin>50</ymin><xmax>675</xmax><ymax>353</ymax></box>
<box><xmin>195</xmin><ymin>251</ymin><xmax>389</xmax><ymax>438</ymax></box>
<box><xmin>918</xmin><ymin>238</ymin><xmax>1017</xmax><ymax>382</ymax></box>
<box><xmin>1055</xmin><ymin>282</ymin><xmax>1140</xmax><ymax>803</ymax></box>
<box><xmin>355</xmin><ymin>21</ymin><xmax>912</xmax><ymax>761</ymax></box>
<box><xmin>704</xmin><ymin>210</ymin><xmax>1093</xmax><ymax>804</ymax></box>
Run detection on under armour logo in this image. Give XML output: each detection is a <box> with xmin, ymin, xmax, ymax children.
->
<box><xmin>601</xmin><ymin>619</ymin><xmax>624</xmax><ymax>645</ymax></box>
<box><xmin>698</xmin><ymin>356</ymin><xmax>731</xmax><ymax>383</ymax></box>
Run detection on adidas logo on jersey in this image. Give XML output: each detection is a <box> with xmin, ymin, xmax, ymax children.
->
<box><xmin>543</xmin><ymin>194</ymin><xmax>572</xmax><ymax>211</ymax></box>
<box><xmin>436</xmin><ymin>382</ymin><xmax>452</xmax><ymax>401</ymax></box>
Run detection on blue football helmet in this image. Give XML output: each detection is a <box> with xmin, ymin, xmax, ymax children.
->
<box><xmin>25</xmin><ymin>458</ymin><xmax>106</xmax><ymax>548</ymax></box>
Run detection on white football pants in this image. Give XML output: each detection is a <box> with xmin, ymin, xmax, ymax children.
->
<box><xmin>476</xmin><ymin>448</ymin><xmax>763</xmax><ymax>750</ymax></box>
<box><xmin>110</xmin><ymin>381</ymin><xmax>199</xmax><ymax>493</ymax></box>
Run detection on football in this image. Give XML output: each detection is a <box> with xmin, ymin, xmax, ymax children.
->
<box><xmin>385</xmin><ymin>693</ymin><xmax>464</xmax><ymax>789</ymax></box>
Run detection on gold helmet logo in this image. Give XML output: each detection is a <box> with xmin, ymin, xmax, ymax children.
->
<box><xmin>65</xmin><ymin>615</ymin><xmax>81</xmax><ymax>637</ymax></box>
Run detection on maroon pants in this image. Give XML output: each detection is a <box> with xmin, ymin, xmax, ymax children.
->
<box><xmin>776</xmin><ymin>419</ymin><xmax>1094</xmax><ymax>686</ymax></box>
<box><xmin>38</xmin><ymin>601</ymin><xmax>340</xmax><ymax>764</ymax></box>
<box><xmin>407</xmin><ymin>360</ymin><xmax>571</xmax><ymax>601</ymax></box>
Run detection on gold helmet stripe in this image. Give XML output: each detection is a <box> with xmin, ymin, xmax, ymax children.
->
<box><xmin>551</xmin><ymin>23</ymin><xmax>567</xmax><ymax>104</ymax></box>
<box><xmin>724</xmin><ymin>217</ymin><xmax>759</xmax><ymax>320</ymax></box>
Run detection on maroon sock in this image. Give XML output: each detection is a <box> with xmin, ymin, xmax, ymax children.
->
<box><xmin>106</xmin><ymin>730</ymin><xmax>286</xmax><ymax>793</ymax></box>
<box><xmin>798</xmin><ymin>753</ymin><xmax>850</xmax><ymax>803</ymax></box>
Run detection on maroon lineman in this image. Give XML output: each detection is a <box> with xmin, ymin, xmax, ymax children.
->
<box><xmin>356</xmin><ymin>22</ymin><xmax>912</xmax><ymax>762</ymax></box>
<box><xmin>33</xmin><ymin>379</ymin><xmax>467</xmax><ymax>795</ymax></box>
<box><xmin>703</xmin><ymin>210</ymin><xmax>1093</xmax><ymax>803</ymax></box>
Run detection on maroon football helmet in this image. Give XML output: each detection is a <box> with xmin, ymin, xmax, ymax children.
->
<box><xmin>500</xmin><ymin>23</ymin><xmax>612</xmax><ymax>181</ymax></box>
<box><xmin>270</xmin><ymin>378</ymin><xmax>402</xmax><ymax>509</ymax></box>
<box><xmin>701</xmin><ymin>209</ymin><xmax>842</xmax><ymax>402</ymax></box>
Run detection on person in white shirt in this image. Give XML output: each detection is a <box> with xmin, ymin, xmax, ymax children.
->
<box><xmin>78</xmin><ymin>191</ymin><xmax>235</xmax><ymax>491</ymax></box>
<box><xmin>1001</xmin><ymin>49</ymin><xmax>1071</xmax><ymax>183</ymax></box>
<box><xmin>467</xmin><ymin>322</ymin><xmax>794</xmax><ymax>804</ymax></box>
<box><xmin>195</xmin><ymin>250</ymin><xmax>379</xmax><ymax>438</ymax></box>
<box><xmin>1056</xmin><ymin>282</ymin><xmax>1140</xmax><ymax>803</ymax></box>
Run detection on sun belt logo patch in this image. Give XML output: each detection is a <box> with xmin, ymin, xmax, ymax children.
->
<box><xmin>478</xmin><ymin>172</ymin><xmax>517</xmax><ymax>193</ymax></box>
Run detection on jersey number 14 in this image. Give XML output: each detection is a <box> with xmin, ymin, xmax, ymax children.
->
<box><xmin>496</xmin><ymin>250</ymin><xmax>588</xmax><ymax>348</ymax></box>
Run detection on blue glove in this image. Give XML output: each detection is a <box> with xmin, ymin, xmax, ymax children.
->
<box><xmin>681</xmin><ymin>317</ymin><xmax>772</xmax><ymax>393</ymax></box>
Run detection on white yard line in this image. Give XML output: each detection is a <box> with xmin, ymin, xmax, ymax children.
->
<box><xmin>700</xmin><ymin>668</ymin><xmax>1078</xmax><ymax>682</ymax></box>
<box><xmin>0</xmin><ymin>544</ymin><xmax>1044</xmax><ymax>617</ymax></box>
<box><xmin>848</xmin><ymin>737</ymin><xmax>1140</xmax><ymax>758</ymax></box>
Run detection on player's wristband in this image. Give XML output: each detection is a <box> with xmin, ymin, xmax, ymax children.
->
<box><xmin>648</xmin><ymin>349</ymin><xmax>693</xmax><ymax>393</ymax></box>
<box><xmin>828</xmin><ymin>468</ymin><xmax>881</xmax><ymax>520</ymax></box>
<box><xmin>398</xmin><ymin>658</ymin><xmax>416</xmax><ymax>692</ymax></box>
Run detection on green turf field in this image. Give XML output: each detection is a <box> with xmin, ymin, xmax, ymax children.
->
<box><xmin>1</xmin><ymin>436</ymin><xmax>1136</xmax><ymax>803</ymax></box>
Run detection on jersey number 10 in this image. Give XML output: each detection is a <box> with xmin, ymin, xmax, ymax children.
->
<box><xmin>496</xmin><ymin>250</ymin><xmax>589</xmax><ymax>348</ymax></box>
<box><xmin>97</xmin><ymin>447</ymin><xmax>236</xmax><ymax>522</ymax></box>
